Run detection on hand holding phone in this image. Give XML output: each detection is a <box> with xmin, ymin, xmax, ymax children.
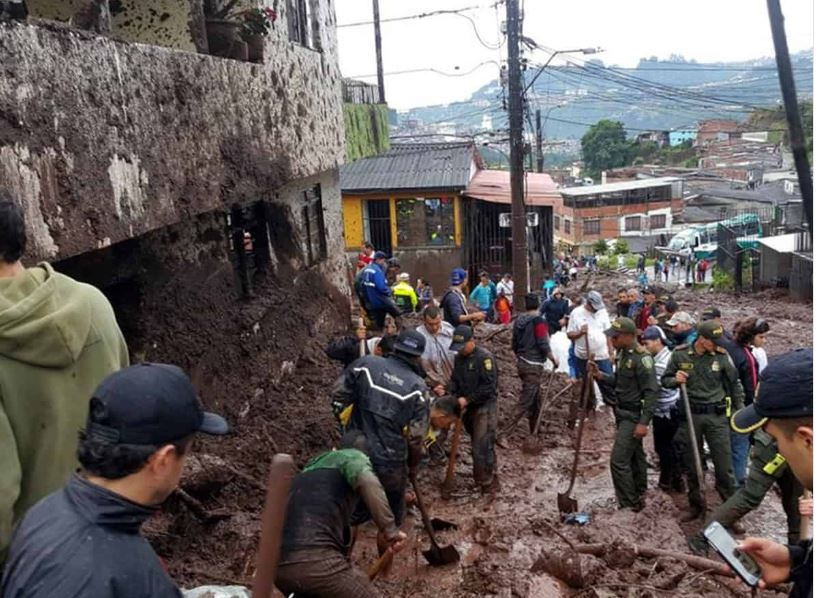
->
<box><xmin>703</xmin><ymin>522</ymin><xmax>762</xmax><ymax>587</ymax></box>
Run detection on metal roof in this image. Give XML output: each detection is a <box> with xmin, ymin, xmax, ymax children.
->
<box><xmin>464</xmin><ymin>170</ymin><xmax>561</xmax><ymax>206</ymax></box>
<box><xmin>560</xmin><ymin>177</ymin><xmax>682</xmax><ymax>197</ymax></box>
<box><xmin>340</xmin><ymin>142</ymin><xmax>478</xmax><ymax>193</ymax></box>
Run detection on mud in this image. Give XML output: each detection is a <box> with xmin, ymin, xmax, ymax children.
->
<box><xmin>147</xmin><ymin>268</ymin><xmax>810</xmax><ymax>597</ymax></box>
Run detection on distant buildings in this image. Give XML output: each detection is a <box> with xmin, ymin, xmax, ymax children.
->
<box><xmin>669</xmin><ymin>127</ymin><xmax>697</xmax><ymax>147</ymax></box>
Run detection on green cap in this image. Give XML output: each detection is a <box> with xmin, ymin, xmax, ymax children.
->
<box><xmin>697</xmin><ymin>320</ymin><xmax>725</xmax><ymax>341</ymax></box>
<box><xmin>604</xmin><ymin>317</ymin><xmax>637</xmax><ymax>337</ymax></box>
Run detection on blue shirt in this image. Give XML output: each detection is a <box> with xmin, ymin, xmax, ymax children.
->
<box><xmin>361</xmin><ymin>263</ymin><xmax>391</xmax><ymax>309</ymax></box>
<box><xmin>470</xmin><ymin>284</ymin><xmax>493</xmax><ymax>310</ymax></box>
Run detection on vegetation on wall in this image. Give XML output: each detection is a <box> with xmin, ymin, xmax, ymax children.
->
<box><xmin>344</xmin><ymin>103</ymin><xmax>390</xmax><ymax>162</ymax></box>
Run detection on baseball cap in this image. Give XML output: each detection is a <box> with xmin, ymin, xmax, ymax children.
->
<box><xmin>86</xmin><ymin>363</ymin><xmax>229</xmax><ymax>446</ymax></box>
<box><xmin>701</xmin><ymin>307</ymin><xmax>721</xmax><ymax>320</ymax></box>
<box><xmin>450</xmin><ymin>267</ymin><xmax>467</xmax><ymax>285</ymax></box>
<box><xmin>586</xmin><ymin>290</ymin><xmax>605</xmax><ymax>310</ymax></box>
<box><xmin>641</xmin><ymin>286</ymin><xmax>657</xmax><ymax>296</ymax></box>
<box><xmin>731</xmin><ymin>348</ymin><xmax>812</xmax><ymax>433</ymax></box>
<box><xmin>394</xmin><ymin>329</ymin><xmax>426</xmax><ymax>357</ymax></box>
<box><xmin>373</xmin><ymin>251</ymin><xmax>387</xmax><ymax>260</ymax></box>
<box><xmin>642</xmin><ymin>325</ymin><xmax>665</xmax><ymax>341</ymax></box>
<box><xmin>604</xmin><ymin>317</ymin><xmax>637</xmax><ymax>337</ymax></box>
<box><xmin>668</xmin><ymin>311</ymin><xmax>696</xmax><ymax>326</ymax></box>
<box><xmin>552</xmin><ymin>286</ymin><xmax>565</xmax><ymax>297</ymax></box>
<box><xmin>665</xmin><ymin>299</ymin><xmax>679</xmax><ymax>313</ymax></box>
<box><xmin>697</xmin><ymin>320</ymin><xmax>725</xmax><ymax>341</ymax></box>
<box><xmin>398</xmin><ymin>272</ymin><xmax>410</xmax><ymax>281</ymax></box>
<box><xmin>657</xmin><ymin>294</ymin><xmax>671</xmax><ymax>304</ymax></box>
<box><xmin>449</xmin><ymin>324</ymin><xmax>474</xmax><ymax>352</ymax></box>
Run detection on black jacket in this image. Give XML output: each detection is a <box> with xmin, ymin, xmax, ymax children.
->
<box><xmin>512</xmin><ymin>313</ymin><xmax>551</xmax><ymax>363</ymax></box>
<box><xmin>788</xmin><ymin>540</ymin><xmax>812</xmax><ymax>598</ymax></box>
<box><xmin>1</xmin><ymin>475</ymin><xmax>180</xmax><ymax>598</ymax></box>
<box><xmin>441</xmin><ymin>288</ymin><xmax>468</xmax><ymax>328</ymax></box>
<box><xmin>331</xmin><ymin>354</ymin><xmax>430</xmax><ymax>466</ymax></box>
<box><xmin>450</xmin><ymin>347</ymin><xmax>498</xmax><ymax>408</ymax></box>
<box><xmin>724</xmin><ymin>339</ymin><xmax>758</xmax><ymax>406</ymax></box>
<box><xmin>539</xmin><ymin>297</ymin><xmax>570</xmax><ymax>334</ymax></box>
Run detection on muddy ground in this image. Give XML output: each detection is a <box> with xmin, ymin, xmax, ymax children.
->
<box><xmin>144</xmin><ymin>268</ymin><xmax>812</xmax><ymax>597</ymax></box>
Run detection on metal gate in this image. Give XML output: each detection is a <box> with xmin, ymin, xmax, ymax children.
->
<box><xmin>364</xmin><ymin>199</ymin><xmax>392</xmax><ymax>255</ymax></box>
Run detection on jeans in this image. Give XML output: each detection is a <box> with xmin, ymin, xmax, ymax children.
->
<box><xmin>730</xmin><ymin>430</ymin><xmax>751</xmax><ymax>486</ymax></box>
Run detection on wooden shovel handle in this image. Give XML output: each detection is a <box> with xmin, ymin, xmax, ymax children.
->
<box><xmin>443</xmin><ymin>417</ymin><xmax>464</xmax><ymax>488</ymax></box>
<box><xmin>368</xmin><ymin>547</ymin><xmax>394</xmax><ymax>580</ymax></box>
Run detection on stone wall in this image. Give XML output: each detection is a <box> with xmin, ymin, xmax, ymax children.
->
<box><xmin>0</xmin><ymin>1</ymin><xmax>346</xmax><ymax>291</ymax></box>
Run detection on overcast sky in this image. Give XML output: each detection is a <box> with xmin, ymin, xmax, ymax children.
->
<box><xmin>336</xmin><ymin>0</ymin><xmax>814</xmax><ymax>111</ymax></box>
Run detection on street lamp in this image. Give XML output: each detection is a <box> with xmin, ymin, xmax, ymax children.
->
<box><xmin>523</xmin><ymin>47</ymin><xmax>602</xmax><ymax>95</ymax></box>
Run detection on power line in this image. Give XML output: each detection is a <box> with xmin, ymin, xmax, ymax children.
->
<box><xmin>337</xmin><ymin>4</ymin><xmax>490</xmax><ymax>27</ymax></box>
<box><xmin>349</xmin><ymin>60</ymin><xmax>499</xmax><ymax>79</ymax></box>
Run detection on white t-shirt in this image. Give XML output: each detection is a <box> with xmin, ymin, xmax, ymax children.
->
<box><xmin>752</xmin><ymin>346</ymin><xmax>768</xmax><ymax>373</ymax></box>
<box><xmin>567</xmin><ymin>305</ymin><xmax>611</xmax><ymax>360</ymax></box>
<box><xmin>498</xmin><ymin>279</ymin><xmax>514</xmax><ymax>297</ymax></box>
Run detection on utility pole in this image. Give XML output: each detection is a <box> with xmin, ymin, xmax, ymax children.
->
<box><xmin>372</xmin><ymin>0</ymin><xmax>386</xmax><ymax>104</ymax></box>
<box><xmin>535</xmin><ymin>109</ymin><xmax>544</xmax><ymax>173</ymax></box>
<box><xmin>506</xmin><ymin>0</ymin><xmax>526</xmax><ymax>309</ymax></box>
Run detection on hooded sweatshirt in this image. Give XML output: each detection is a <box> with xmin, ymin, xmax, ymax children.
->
<box><xmin>0</xmin><ymin>263</ymin><xmax>129</xmax><ymax>560</ymax></box>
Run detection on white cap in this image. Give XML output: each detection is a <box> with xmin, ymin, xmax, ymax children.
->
<box><xmin>398</xmin><ymin>272</ymin><xmax>410</xmax><ymax>281</ymax></box>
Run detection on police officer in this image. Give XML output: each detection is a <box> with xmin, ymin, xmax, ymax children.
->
<box><xmin>661</xmin><ymin>320</ymin><xmax>746</xmax><ymax>521</ymax></box>
<box><xmin>688</xmin><ymin>429</ymin><xmax>804</xmax><ymax>554</ymax></box>
<box><xmin>331</xmin><ymin>329</ymin><xmax>431</xmax><ymax>553</ymax></box>
<box><xmin>589</xmin><ymin>317</ymin><xmax>659</xmax><ymax>512</ymax></box>
<box><xmin>449</xmin><ymin>325</ymin><xmax>499</xmax><ymax>492</ymax></box>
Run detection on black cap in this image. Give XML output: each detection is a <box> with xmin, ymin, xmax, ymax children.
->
<box><xmin>393</xmin><ymin>329</ymin><xmax>426</xmax><ymax>357</ymax></box>
<box><xmin>86</xmin><ymin>364</ymin><xmax>229</xmax><ymax>446</ymax></box>
<box><xmin>701</xmin><ymin>307</ymin><xmax>721</xmax><ymax>320</ymax></box>
<box><xmin>732</xmin><ymin>348</ymin><xmax>812</xmax><ymax>433</ymax></box>
<box><xmin>642</xmin><ymin>286</ymin><xmax>658</xmax><ymax>296</ymax></box>
<box><xmin>450</xmin><ymin>324</ymin><xmax>474</xmax><ymax>352</ymax></box>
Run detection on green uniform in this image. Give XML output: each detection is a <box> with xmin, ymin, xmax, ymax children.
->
<box><xmin>598</xmin><ymin>343</ymin><xmax>659</xmax><ymax>509</ymax></box>
<box><xmin>705</xmin><ymin>430</ymin><xmax>803</xmax><ymax>543</ymax></box>
<box><xmin>661</xmin><ymin>344</ymin><xmax>745</xmax><ymax>509</ymax></box>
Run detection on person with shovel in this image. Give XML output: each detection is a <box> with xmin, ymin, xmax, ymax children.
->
<box><xmin>661</xmin><ymin>321</ymin><xmax>746</xmax><ymax>522</ymax></box>
<box><xmin>448</xmin><ymin>325</ymin><xmax>499</xmax><ymax>492</ymax></box>
<box><xmin>275</xmin><ymin>433</ymin><xmax>408</xmax><ymax>598</ymax></box>
<box><xmin>588</xmin><ymin>317</ymin><xmax>659</xmax><ymax>512</ymax></box>
<box><xmin>498</xmin><ymin>293</ymin><xmax>559</xmax><ymax>447</ymax></box>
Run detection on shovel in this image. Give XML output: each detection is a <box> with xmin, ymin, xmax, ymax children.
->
<box><xmin>368</xmin><ymin>547</ymin><xmax>395</xmax><ymax>581</ymax></box>
<box><xmin>410</xmin><ymin>475</ymin><xmax>460</xmax><ymax>566</ymax></box>
<box><xmin>680</xmin><ymin>382</ymin><xmax>707</xmax><ymax>519</ymax></box>
<box><xmin>557</xmin><ymin>373</ymin><xmax>592</xmax><ymax>515</ymax></box>
<box><xmin>522</xmin><ymin>369</ymin><xmax>556</xmax><ymax>454</ymax></box>
<box><xmin>441</xmin><ymin>415</ymin><xmax>464</xmax><ymax>497</ymax></box>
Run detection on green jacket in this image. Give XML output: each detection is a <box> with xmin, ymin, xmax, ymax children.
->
<box><xmin>661</xmin><ymin>344</ymin><xmax>745</xmax><ymax>409</ymax></box>
<box><xmin>599</xmin><ymin>342</ymin><xmax>659</xmax><ymax>425</ymax></box>
<box><xmin>0</xmin><ymin>264</ymin><xmax>129</xmax><ymax>559</ymax></box>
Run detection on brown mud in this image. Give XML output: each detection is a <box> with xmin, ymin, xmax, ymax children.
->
<box><xmin>145</xmin><ymin>268</ymin><xmax>811</xmax><ymax>597</ymax></box>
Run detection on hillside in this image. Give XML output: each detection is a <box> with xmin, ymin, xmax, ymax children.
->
<box><xmin>402</xmin><ymin>51</ymin><xmax>814</xmax><ymax>140</ymax></box>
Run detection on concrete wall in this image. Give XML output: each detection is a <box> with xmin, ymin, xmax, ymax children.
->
<box><xmin>0</xmin><ymin>2</ymin><xmax>346</xmax><ymax>291</ymax></box>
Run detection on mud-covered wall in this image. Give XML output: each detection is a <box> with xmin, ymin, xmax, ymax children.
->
<box><xmin>0</xmin><ymin>2</ymin><xmax>346</xmax><ymax>288</ymax></box>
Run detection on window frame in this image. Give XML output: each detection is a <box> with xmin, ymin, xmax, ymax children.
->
<box><xmin>649</xmin><ymin>214</ymin><xmax>666</xmax><ymax>230</ymax></box>
<box><xmin>395</xmin><ymin>196</ymin><xmax>457</xmax><ymax>249</ymax></box>
<box><xmin>583</xmin><ymin>218</ymin><xmax>601</xmax><ymax>236</ymax></box>
<box><xmin>624</xmin><ymin>215</ymin><xmax>642</xmax><ymax>232</ymax></box>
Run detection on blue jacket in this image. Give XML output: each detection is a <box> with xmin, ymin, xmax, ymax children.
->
<box><xmin>2</xmin><ymin>475</ymin><xmax>180</xmax><ymax>598</ymax></box>
<box><xmin>469</xmin><ymin>284</ymin><xmax>493</xmax><ymax>310</ymax></box>
<box><xmin>361</xmin><ymin>263</ymin><xmax>391</xmax><ymax>309</ymax></box>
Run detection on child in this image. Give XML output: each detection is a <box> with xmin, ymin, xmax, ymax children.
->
<box><xmin>638</xmin><ymin>270</ymin><xmax>649</xmax><ymax>290</ymax></box>
<box><xmin>494</xmin><ymin>290</ymin><xmax>511</xmax><ymax>324</ymax></box>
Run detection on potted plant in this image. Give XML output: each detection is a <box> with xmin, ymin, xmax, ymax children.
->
<box><xmin>240</xmin><ymin>7</ymin><xmax>277</xmax><ymax>63</ymax></box>
<box><xmin>204</xmin><ymin>0</ymin><xmax>247</xmax><ymax>61</ymax></box>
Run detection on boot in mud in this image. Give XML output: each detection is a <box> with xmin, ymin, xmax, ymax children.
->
<box><xmin>679</xmin><ymin>506</ymin><xmax>704</xmax><ymax>523</ymax></box>
<box><xmin>687</xmin><ymin>533</ymin><xmax>709</xmax><ymax>556</ymax></box>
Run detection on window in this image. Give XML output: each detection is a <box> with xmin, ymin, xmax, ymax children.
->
<box><xmin>583</xmin><ymin>219</ymin><xmax>601</xmax><ymax>236</ymax></box>
<box><xmin>287</xmin><ymin>0</ymin><xmax>320</xmax><ymax>50</ymax></box>
<box><xmin>303</xmin><ymin>185</ymin><xmax>326</xmax><ymax>265</ymax></box>
<box><xmin>625</xmin><ymin>216</ymin><xmax>642</xmax><ymax>232</ymax></box>
<box><xmin>564</xmin><ymin>218</ymin><xmax>571</xmax><ymax>234</ymax></box>
<box><xmin>650</xmin><ymin>214</ymin><xmax>666</xmax><ymax>230</ymax></box>
<box><xmin>554</xmin><ymin>215</ymin><xmax>560</xmax><ymax>230</ymax></box>
<box><xmin>396</xmin><ymin>197</ymin><xmax>456</xmax><ymax>247</ymax></box>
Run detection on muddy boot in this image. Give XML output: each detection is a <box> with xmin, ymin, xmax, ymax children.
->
<box><xmin>671</xmin><ymin>476</ymin><xmax>686</xmax><ymax>493</ymax></box>
<box><xmin>630</xmin><ymin>497</ymin><xmax>646</xmax><ymax>513</ymax></box>
<box><xmin>730</xmin><ymin>520</ymin><xmax>746</xmax><ymax>535</ymax></box>
<box><xmin>679</xmin><ymin>506</ymin><xmax>704</xmax><ymax>523</ymax></box>
<box><xmin>479</xmin><ymin>475</ymin><xmax>500</xmax><ymax>495</ymax></box>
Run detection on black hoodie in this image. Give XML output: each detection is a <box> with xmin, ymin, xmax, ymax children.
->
<box><xmin>2</xmin><ymin>475</ymin><xmax>180</xmax><ymax>598</ymax></box>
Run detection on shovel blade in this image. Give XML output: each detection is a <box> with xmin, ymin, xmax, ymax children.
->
<box><xmin>422</xmin><ymin>544</ymin><xmax>460</xmax><ymax>566</ymax></box>
<box><xmin>557</xmin><ymin>492</ymin><xmax>578</xmax><ymax>515</ymax></box>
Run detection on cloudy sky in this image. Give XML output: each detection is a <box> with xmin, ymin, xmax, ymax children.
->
<box><xmin>335</xmin><ymin>0</ymin><xmax>814</xmax><ymax>111</ymax></box>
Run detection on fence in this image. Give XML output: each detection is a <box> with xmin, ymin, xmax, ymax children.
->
<box><xmin>342</xmin><ymin>79</ymin><xmax>381</xmax><ymax>104</ymax></box>
<box><xmin>790</xmin><ymin>228</ymin><xmax>813</xmax><ymax>301</ymax></box>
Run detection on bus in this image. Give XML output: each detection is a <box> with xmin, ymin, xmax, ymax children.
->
<box><xmin>660</xmin><ymin>213</ymin><xmax>763</xmax><ymax>260</ymax></box>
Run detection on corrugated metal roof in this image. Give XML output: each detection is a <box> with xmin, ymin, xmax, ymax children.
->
<box><xmin>560</xmin><ymin>177</ymin><xmax>682</xmax><ymax>197</ymax></box>
<box><xmin>464</xmin><ymin>170</ymin><xmax>561</xmax><ymax>206</ymax></box>
<box><xmin>340</xmin><ymin>142</ymin><xmax>477</xmax><ymax>193</ymax></box>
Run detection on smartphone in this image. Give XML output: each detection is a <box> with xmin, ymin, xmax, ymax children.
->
<box><xmin>703</xmin><ymin>522</ymin><xmax>762</xmax><ymax>587</ymax></box>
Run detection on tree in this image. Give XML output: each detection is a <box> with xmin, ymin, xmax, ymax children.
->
<box><xmin>613</xmin><ymin>238</ymin><xmax>630</xmax><ymax>254</ymax></box>
<box><xmin>581</xmin><ymin>120</ymin><xmax>634</xmax><ymax>178</ymax></box>
<box><xmin>593</xmin><ymin>239</ymin><xmax>608</xmax><ymax>254</ymax></box>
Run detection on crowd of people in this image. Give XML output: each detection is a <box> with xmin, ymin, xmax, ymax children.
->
<box><xmin>0</xmin><ymin>193</ymin><xmax>811</xmax><ymax>598</ymax></box>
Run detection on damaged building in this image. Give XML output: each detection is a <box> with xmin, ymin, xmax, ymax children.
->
<box><xmin>0</xmin><ymin>1</ymin><xmax>357</xmax><ymax>413</ymax></box>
